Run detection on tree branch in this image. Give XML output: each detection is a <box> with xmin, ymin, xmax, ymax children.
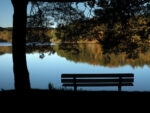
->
<box><xmin>29</xmin><ymin>0</ymin><xmax>91</xmax><ymax>2</ymax></box>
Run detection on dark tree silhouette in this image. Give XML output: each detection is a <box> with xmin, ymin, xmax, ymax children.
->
<box><xmin>11</xmin><ymin>0</ymin><xmax>30</xmax><ymax>92</ymax></box>
<box><xmin>94</xmin><ymin>0</ymin><xmax>150</xmax><ymax>25</ymax></box>
<box><xmin>57</xmin><ymin>0</ymin><xmax>150</xmax><ymax>51</ymax></box>
<box><xmin>11</xmin><ymin>0</ymin><xmax>90</xmax><ymax>92</ymax></box>
<box><xmin>93</xmin><ymin>0</ymin><xmax>150</xmax><ymax>50</ymax></box>
<box><xmin>27</xmin><ymin>2</ymin><xmax>86</xmax><ymax>43</ymax></box>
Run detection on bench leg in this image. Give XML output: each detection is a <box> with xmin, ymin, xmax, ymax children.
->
<box><xmin>118</xmin><ymin>85</ymin><xmax>122</xmax><ymax>92</ymax></box>
<box><xmin>118</xmin><ymin>77</ymin><xmax>122</xmax><ymax>92</ymax></box>
<box><xmin>73</xmin><ymin>77</ymin><xmax>77</xmax><ymax>92</ymax></box>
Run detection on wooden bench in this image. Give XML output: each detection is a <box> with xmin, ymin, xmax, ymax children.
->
<box><xmin>61</xmin><ymin>74</ymin><xmax>134</xmax><ymax>92</ymax></box>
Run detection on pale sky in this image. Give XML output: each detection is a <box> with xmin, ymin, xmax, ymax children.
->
<box><xmin>0</xmin><ymin>0</ymin><xmax>13</xmax><ymax>27</ymax></box>
<box><xmin>0</xmin><ymin>0</ymin><xmax>32</xmax><ymax>27</ymax></box>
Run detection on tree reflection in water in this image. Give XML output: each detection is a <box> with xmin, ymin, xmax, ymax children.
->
<box><xmin>54</xmin><ymin>44</ymin><xmax>150</xmax><ymax>68</ymax></box>
<box><xmin>1</xmin><ymin>43</ymin><xmax>150</xmax><ymax>68</ymax></box>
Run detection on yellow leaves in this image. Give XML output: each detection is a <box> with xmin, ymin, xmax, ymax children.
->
<box><xmin>98</xmin><ymin>31</ymin><xmax>104</xmax><ymax>40</ymax></box>
<box><xmin>0</xmin><ymin>31</ymin><xmax>11</xmax><ymax>42</ymax></box>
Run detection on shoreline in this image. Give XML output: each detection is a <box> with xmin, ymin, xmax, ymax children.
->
<box><xmin>1</xmin><ymin>89</ymin><xmax>150</xmax><ymax>97</ymax></box>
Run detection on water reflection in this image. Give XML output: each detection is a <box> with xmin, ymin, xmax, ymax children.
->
<box><xmin>0</xmin><ymin>43</ymin><xmax>150</xmax><ymax>91</ymax></box>
<box><xmin>54</xmin><ymin>44</ymin><xmax>150</xmax><ymax>68</ymax></box>
<box><xmin>1</xmin><ymin>43</ymin><xmax>150</xmax><ymax>68</ymax></box>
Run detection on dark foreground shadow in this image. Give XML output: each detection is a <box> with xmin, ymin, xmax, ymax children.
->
<box><xmin>1</xmin><ymin>88</ymin><xmax>150</xmax><ymax>100</ymax></box>
<box><xmin>0</xmin><ymin>88</ymin><xmax>150</xmax><ymax>112</ymax></box>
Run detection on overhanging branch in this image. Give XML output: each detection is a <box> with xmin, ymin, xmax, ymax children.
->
<box><xmin>29</xmin><ymin>0</ymin><xmax>91</xmax><ymax>2</ymax></box>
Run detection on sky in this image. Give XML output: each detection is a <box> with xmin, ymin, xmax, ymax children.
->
<box><xmin>0</xmin><ymin>0</ymin><xmax>94</xmax><ymax>28</ymax></box>
<box><xmin>0</xmin><ymin>0</ymin><xmax>13</xmax><ymax>27</ymax></box>
<box><xmin>0</xmin><ymin>0</ymin><xmax>31</xmax><ymax>27</ymax></box>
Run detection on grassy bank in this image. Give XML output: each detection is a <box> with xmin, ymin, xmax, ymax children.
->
<box><xmin>1</xmin><ymin>89</ymin><xmax>150</xmax><ymax>97</ymax></box>
<box><xmin>1</xmin><ymin>89</ymin><xmax>149</xmax><ymax>112</ymax></box>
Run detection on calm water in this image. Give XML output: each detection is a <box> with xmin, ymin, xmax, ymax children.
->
<box><xmin>0</xmin><ymin>42</ymin><xmax>150</xmax><ymax>91</ymax></box>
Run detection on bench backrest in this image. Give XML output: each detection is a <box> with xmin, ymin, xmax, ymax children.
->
<box><xmin>61</xmin><ymin>74</ymin><xmax>134</xmax><ymax>91</ymax></box>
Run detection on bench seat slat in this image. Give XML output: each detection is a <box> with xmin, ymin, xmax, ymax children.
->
<box><xmin>63</xmin><ymin>83</ymin><xmax>133</xmax><ymax>87</ymax></box>
<box><xmin>61</xmin><ymin>79</ymin><xmax>134</xmax><ymax>83</ymax></box>
<box><xmin>62</xmin><ymin>74</ymin><xmax>134</xmax><ymax>78</ymax></box>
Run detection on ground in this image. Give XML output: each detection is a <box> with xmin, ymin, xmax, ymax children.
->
<box><xmin>0</xmin><ymin>89</ymin><xmax>149</xmax><ymax>112</ymax></box>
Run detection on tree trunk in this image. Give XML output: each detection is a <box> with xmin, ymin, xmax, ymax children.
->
<box><xmin>11</xmin><ymin>0</ymin><xmax>30</xmax><ymax>92</ymax></box>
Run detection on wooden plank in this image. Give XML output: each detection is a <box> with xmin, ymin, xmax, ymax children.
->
<box><xmin>61</xmin><ymin>74</ymin><xmax>134</xmax><ymax>78</ymax></box>
<box><xmin>61</xmin><ymin>79</ymin><xmax>134</xmax><ymax>83</ymax></box>
<box><xmin>29</xmin><ymin>0</ymin><xmax>90</xmax><ymax>2</ymax></box>
<box><xmin>63</xmin><ymin>83</ymin><xmax>133</xmax><ymax>87</ymax></box>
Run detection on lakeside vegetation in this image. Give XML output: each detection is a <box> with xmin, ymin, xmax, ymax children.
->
<box><xmin>0</xmin><ymin>14</ymin><xmax>150</xmax><ymax>68</ymax></box>
<box><xmin>0</xmin><ymin>27</ymin><xmax>12</xmax><ymax>42</ymax></box>
<box><xmin>0</xmin><ymin>15</ymin><xmax>150</xmax><ymax>45</ymax></box>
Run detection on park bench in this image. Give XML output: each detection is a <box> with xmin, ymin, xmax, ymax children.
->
<box><xmin>61</xmin><ymin>74</ymin><xmax>134</xmax><ymax>92</ymax></box>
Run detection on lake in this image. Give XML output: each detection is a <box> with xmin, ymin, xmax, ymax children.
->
<box><xmin>0</xmin><ymin>42</ymin><xmax>150</xmax><ymax>91</ymax></box>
